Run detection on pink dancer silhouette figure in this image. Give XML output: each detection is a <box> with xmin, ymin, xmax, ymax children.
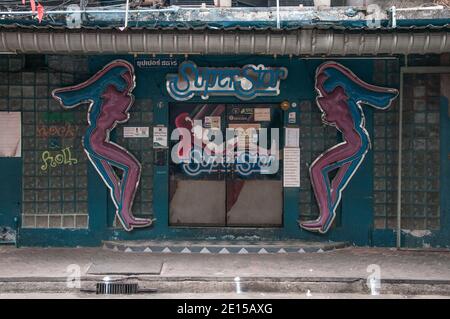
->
<box><xmin>300</xmin><ymin>62</ymin><xmax>398</xmax><ymax>234</ymax></box>
<box><xmin>52</xmin><ymin>60</ymin><xmax>152</xmax><ymax>231</ymax></box>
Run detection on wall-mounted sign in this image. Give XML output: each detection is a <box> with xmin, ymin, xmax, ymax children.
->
<box><xmin>153</xmin><ymin>126</ymin><xmax>168</xmax><ymax>149</ymax></box>
<box><xmin>228</xmin><ymin>123</ymin><xmax>260</xmax><ymax>150</ymax></box>
<box><xmin>135</xmin><ymin>57</ymin><xmax>178</xmax><ymax>69</ymax></box>
<box><xmin>254</xmin><ymin>108</ymin><xmax>271</xmax><ymax>121</ymax></box>
<box><xmin>228</xmin><ymin>107</ymin><xmax>254</xmax><ymax>122</ymax></box>
<box><xmin>285</xmin><ymin>127</ymin><xmax>299</xmax><ymax>148</ymax></box>
<box><xmin>123</xmin><ymin>127</ymin><xmax>149</xmax><ymax>138</ymax></box>
<box><xmin>288</xmin><ymin>111</ymin><xmax>296</xmax><ymax>124</ymax></box>
<box><xmin>204</xmin><ymin>116</ymin><xmax>221</xmax><ymax>129</ymax></box>
<box><xmin>166</xmin><ymin>61</ymin><xmax>288</xmax><ymax>101</ymax></box>
<box><xmin>283</xmin><ymin>148</ymin><xmax>300</xmax><ymax>187</ymax></box>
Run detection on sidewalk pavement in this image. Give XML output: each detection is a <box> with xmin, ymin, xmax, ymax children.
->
<box><xmin>1</xmin><ymin>246</ymin><xmax>450</xmax><ymax>296</ymax></box>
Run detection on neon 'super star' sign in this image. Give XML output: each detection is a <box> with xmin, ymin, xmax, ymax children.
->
<box><xmin>166</xmin><ymin>61</ymin><xmax>288</xmax><ymax>101</ymax></box>
<box><xmin>180</xmin><ymin>149</ymin><xmax>277</xmax><ymax>177</ymax></box>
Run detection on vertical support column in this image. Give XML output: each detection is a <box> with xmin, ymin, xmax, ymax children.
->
<box><xmin>283</xmin><ymin>100</ymin><xmax>301</xmax><ymax>236</ymax></box>
<box><xmin>152</xmin><ymin>100</ymin><xmax>169</xmax><ymax>237</ymax></box>
<box><xmin>440</xmin><ymin>54</ymin><xmax>450</xmax><ymax>240</ymax></box>
<box><xmin>439</xmin><ymin>96</ymin><xmax>450</xmax><ymax>240</ymax></box>
<box><xmin>396</xmin><ymin>69</ymin><xmax>404</xmax><ymax>248</ymax></box>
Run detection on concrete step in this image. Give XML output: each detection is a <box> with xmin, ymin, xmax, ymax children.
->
<box><xmin>102</xmin><ymin>240</ymin><xmax>349</xmax><ymax>254</ymax></box>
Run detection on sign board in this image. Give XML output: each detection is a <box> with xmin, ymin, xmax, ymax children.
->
<box><xmin>283</xmin><ymin>148</ymin><xmax>300</xmax><ymax>187</ymax></box>
<box><xmin>288</xmin><ymin>111</ymin><xmax>296</xmax><ymax>124</ymax></box>
<box><xmin>204</xmin><ymin>116</ymin><xmax>221</xmax><ymax>129</ymax></box>
<box><xmin>254</xmin><ymin>108</ymin><xmax>271</xmax><ymax>121</ymax></box>
<box><xmin>123</xmin><ymin>127</ymin><xmax>149</xmax><ymax>138</ymax></box>
<box><xmin>153</xmin><ymin>126</ymin><xmax>168</xmax><ymax>149</ymax></box>
<box><xmin>166</xmin><ymin>61</ymin><xmax>288</xmax><ymax>101</ymax></box>
<box><xmin>135</xmin><ymin>57</ymin><xmax>178</xmax><ymax>69</ymax></box>
<box><xmin>228</xmin><ymin>107</ymin><xmax>254</xmax><ymax>122</ymax></box>
<box><xmin>285</xmin><ymin>127</ymin><xmax>300</xmax><ymax>148</ymax></box>
<box><xmin>228</xmin><ymin>123</ymin><xmax>260</xmax><ymax>150</ymax></box>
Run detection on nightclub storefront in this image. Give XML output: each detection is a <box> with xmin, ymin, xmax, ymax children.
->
<box><xmin>0</xmin><ymin>26</ymin><xmax>449</xmax><ymax>248</ymax></box>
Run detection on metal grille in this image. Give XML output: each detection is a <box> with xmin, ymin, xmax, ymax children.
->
<box><xmin>96</xmin><ymin>282</ymin><xmax>139</xmax><ymax>295</ymax></box>
<box><xmin>298</xmin><ymin>100</ymin><xmax>337</xmax><ymax>222</ymax></box>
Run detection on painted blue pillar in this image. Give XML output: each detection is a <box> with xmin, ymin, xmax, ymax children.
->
<box><xmin>152</xmin><ymin>100</ymin><xmax>169</xmax><ymax>238</ymax></box>
<box><xmin>283</xmin><ymin>100</ymin><xmax>301</xmax><ymax>237</ymax></box>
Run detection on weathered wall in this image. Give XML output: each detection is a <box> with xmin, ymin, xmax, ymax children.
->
<box><xmin>0</xmin><ymin>55</ymin><xmax>154</xmax><ymax>230</ymax></box>
<box><xmin>0</xmin><ymin>53</ymin><xmax>448</xmax><ymax>247</ymax></box>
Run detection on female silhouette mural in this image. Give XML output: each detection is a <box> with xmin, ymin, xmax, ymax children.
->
<box><xmin>52</xmin><ymin>60</ymin><xmax>152</xmax><ymax>231</ymax></box>
<box><xmin>300</xmin><ymin>62</ymin><xmax>398</xmax><ymax>234</ymax></box>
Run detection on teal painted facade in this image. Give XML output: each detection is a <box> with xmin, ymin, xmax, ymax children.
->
<box><xmin>0</xmin><ymin>54</ymin><xmax>449</xmax><ymax>248</ymax></box>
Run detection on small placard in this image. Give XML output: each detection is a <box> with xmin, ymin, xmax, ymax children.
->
<box><xmin>254</xmin><ymin>108</ymin><xmax>271</xmax><ymax>121</ymax></box>
<box><xmin>204</xmin><ymin>116</ymin><xmax>221</xmax><ymax>129</ymax></box>
<box><xmin>0</xmin><ymin>112</ymin><xmax>21</xmax><ymax>157</ymax></box>
<box><xmin>288</xmin><ymin>111</ymin><xmax>296</xmax><ymax>124</ymax></box>
<box><xmin>283</xmin><ymin>148</ymin><xmax>300</xmax><ymax>187</ymax></box>
<box><xmin>228</xmin><ymin>123</ymin><xmax>260</xmax><ymax>150</ymax></box>
<box><xmin>153</xmin><ymin>126</ymin><xmax>168</xmax><ymax>149</ymax></box>
<box><xmin>124</xmin><ymin>127</ymin><xmax>149</xmax><ymax>138</ymax></box>
<box><xmin>285</xmin><ymin>127</ymin><xmax>300</xmax><ymax>148</ymax></box>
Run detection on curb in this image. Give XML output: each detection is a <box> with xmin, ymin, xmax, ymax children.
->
<box><xmin>2</xmin><ymin>276</ymin><xmax>450</xmax><ymax>296</ymax></box>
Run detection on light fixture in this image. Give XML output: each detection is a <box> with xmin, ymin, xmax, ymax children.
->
<box><xmin>280</xmin><ymin>100</ymin><xmax>290</xmax><ymax>111</ymax></box>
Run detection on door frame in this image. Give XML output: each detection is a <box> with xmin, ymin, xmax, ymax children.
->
<box><xmin>167</xmin><ymin>103</ymin><xmax>285</xmax><ymax>228</ymax></box>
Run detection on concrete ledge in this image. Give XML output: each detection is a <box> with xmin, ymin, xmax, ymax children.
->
<box><xmin>102</xmin><ymin>240</ymin><xmax>349</xmax><ymax>254</ymax></box>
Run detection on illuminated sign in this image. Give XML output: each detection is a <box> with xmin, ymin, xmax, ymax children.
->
<box><xmin>166</xmin><ymin>61</ymin><xmax>288</xmax><ymax>101</ymax></box>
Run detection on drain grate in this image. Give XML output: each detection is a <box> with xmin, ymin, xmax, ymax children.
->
<box><xmin>96</xmin><ymin>282</ymin><xmax>139</xmax><ymax>295</ymax></box>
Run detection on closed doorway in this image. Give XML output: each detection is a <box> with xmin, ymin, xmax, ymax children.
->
<box><xmin>169</xmin><ymin>103</ymin><xmax>283</xmax><ymax>227</ymax></box>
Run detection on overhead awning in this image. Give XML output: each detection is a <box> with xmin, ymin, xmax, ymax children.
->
<box><xmin>1</xmin><ymin>26</ymin><xmax>449</xmax><ymax>56</ymax></box>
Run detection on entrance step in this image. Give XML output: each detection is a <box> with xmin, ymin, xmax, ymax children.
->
<box><xmin>102</xmin><ymin>240</ymin><xmax>348</xmax><ymax>254</ymax></box>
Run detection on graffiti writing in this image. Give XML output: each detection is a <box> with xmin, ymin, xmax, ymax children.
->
<box><xmin>37</xmin><ymin>123</ymin><xmax>79</xmax><ymax>138</ymax></box>
<box><xmin>41</xmin><ymin>147</ymin><xmax>78</xmax><ymax>171</ymax></box>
